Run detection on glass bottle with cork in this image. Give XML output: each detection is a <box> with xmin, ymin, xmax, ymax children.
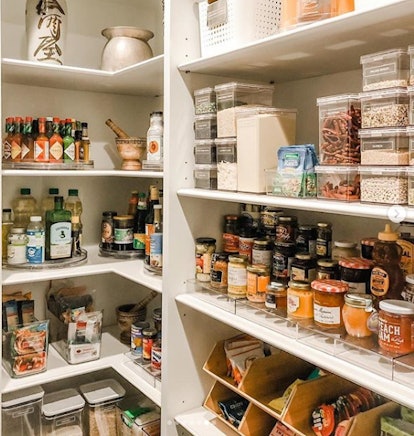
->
<box><xmin>370</xmin><ymin>223</ymin><xmax>405</xmax><ymax>308</ymax></box>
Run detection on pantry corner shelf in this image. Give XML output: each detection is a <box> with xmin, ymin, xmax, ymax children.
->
<box><xmin>2</xmin><ymin>55</ymin><xmax>164</xmax><ymax>97</ymax></box>
<box><xmin>178</xmin><ymin>0</ymin><xmax>414</xmax><ymax>84</ymax></box>
<box><xmin>1</xmin><ymin>168</ymin><xmax>164</xmax><ymax>178</ymax></box>
<box><xmin>2</xmin><ymin>245</ymin><xmax>163</xmax><ymax>291</ymax></box>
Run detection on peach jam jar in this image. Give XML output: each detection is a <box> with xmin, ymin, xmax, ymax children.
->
<box><xmin>377</xmin><ymin>299</ymin><xmax>414</xmax><ymax>355</ymax></box>
<box><xmin>342</xmin><ymin>293</ymin><xmax>374</xmax><ymax>337</ymax></box>
<box><xmin>287</xmin><ymin>280</ymin><xmax>313</xmax><ymax>320</ymax></box>
<box><xmin>311</xmin><ymin>279</ymin><xmax>348</xmax><ymax>329</ymax></box>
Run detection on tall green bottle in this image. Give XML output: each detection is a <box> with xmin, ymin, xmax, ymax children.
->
<box><xmin>45</xmin><ymin>196</ymin><xmax>72</xmax><ymax>260</ymax></box>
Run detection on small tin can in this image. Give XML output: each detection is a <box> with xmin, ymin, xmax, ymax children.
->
<box><xmin>252</xmin><ymin>237</ymin><xmax>273</xmax><ymax>268</ymax></box>
<box><xmin>291</xmin><ymin>253</ymin><xmax>317</xmax><ymax>283</ymax></box>
<box><xmin>151</xmin><ymin>341</ymin><xmax>162</xmax><ymax>371</ymax></box>
<box><xmin>246</xmin><ymin>264</ymin><xmax>270</xmax><ymax>303</ymax></box>
<box><xmin>195</xmin><ymin>237</ymin><xmax>216</xmax><ymax>282</ymax></box>
<box><xmin>131</xmin><ymin>321</ymin><xmax>150</xmax><ymax>356</ymax></box>
<box><xmin>113</xmin><ymin>215</ymin><xmax>134</xmax><ymax>251</ymax></box>
<box><xmin>142</xmin><ymin>327</ymin><xmax>158</xmax><ymax>361</ymax></box>
<box><xmin>317</xmin><ymin>258</ymin><xmax>339</xmax><ymax>280</ymax></box>
<box><xmin>101</xmin><ymin>210</ymin><xmax>117</xmax><ymax>249</ymax></box>
<box><xmin>153</xmin><ymin>307</ymin><xmax>162</xmax><ymax>338</ymax></box>
<box><xmin>7</xmin><ymin>227</ymin><xmax>28</xmax><ymax>265</ymax></box>
<box><xmin>265</xmin><ymin>281</ymin><xmax>287</xmax><ymax>313</ymax></box>
<box><xmin>276</xmin><ymin>215</ymin><xmax>297</xmax><ymax>242</ymax></box>
<box><xmin>210</xmin><ymin>252</ymin><xmax>229</xmax><ymax>290</ymax></box>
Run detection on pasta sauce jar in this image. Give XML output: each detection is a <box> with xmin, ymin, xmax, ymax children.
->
<box><xmin>342</xmin><ymin>293</ymin><xmax>374</xmax><ymax>338</ymax></box>
<box><xmin>287</xmin><ymin>280</ymin><xmax>314</xmax><ymax>320</ymax></box>
<box><xmin>377</xmin><ymin>299</ymin><xmax>414</xmax><ymax>355</ymax></box>
<box><xmin>311</xmin><ymin>279</ymin><xmax>348</xmax><ymax>329</ymax></box>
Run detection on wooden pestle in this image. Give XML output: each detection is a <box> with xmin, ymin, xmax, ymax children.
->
<box><xmin>105</xmin><ymin>118</ymin><xmax>130</xmax><ymax>139</ymax></box>
<box><xmin>129</xmin><ymin>290</ymin><xmax>159</xmax><ymax>312</ymax></box>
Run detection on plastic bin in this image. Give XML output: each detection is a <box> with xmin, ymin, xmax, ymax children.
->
<box><xmin>194</xmin><ymin>87</ymin><xmax>216</xmax><ymax>115</ymax></box>
<box><xmin>407</xmin><ymin>125</ymin><xmax>414</xmax><ymax>165</ymax></box>
<box><xmin>359</xmin><ymin>127</ymin><xmax>409</xmax><ymax>165</ymax></box>
<box><xmin>215</xmin><ymin>82</ymin><xmax>274</xmax><ymax>138</ymax></box>
<box><xmin>197</xmin><ymin>0</ymin><xmax>281</xmax><ymax>57</ymax></box>
<box><xmin>194</xmin><ymin>164</ymin><xmax>217</xmax><ymax>189</ymax></box>
<box><xmin>216</xmin><ymin>137</ymin><xmax>237</xmax><ymax>191</ymax></box>
<box><xmin>317</xmin><ymin>94</ymin><xmax>361</xmax><ymax>165</ymax></box>
<box><xmin>360</xmin><ymin>48</ymin><xmax>409</xmax><ymax>91</ymax></box>
<box><xmin>42</xmin><ymin>388</ymin><xmax>85</xmax><ymax>436</ymax></box>
<box><xmin>315</xmin><ymin>165</ymin><xmax>360</xmax><ymax>201</ymax></box>
<box><xmin>79</xmin><ymin>378</ymin><xmax>126</xmax><ymax>436</ymax></box>
<box><xmin>359</xmin><ymin>166</ymin><xmax>408</xmax><ymax>204</ymax></box>
<box><xmin>409</xmin><ymin>45</ymin><xmax>414</xmax><ymax>86</ymax></box>
<box><xmin>407</xmin><ymin>167</ymin><xmax>414</xmax><ymax>206</ymax></box>
<box><xmin>194</xmin><ymin>139</ymin><xmax>216</xmax><ymax>164</ymax></box>
<box><xmin>194</xmin><ymin>113</ymin><xmax>217</xmax><ymax>140</ymax></box>
<box><xmin>2</xmin><ymin>385</ymin><xmax>44</xmax><ymax>436</ymax></box>
<box><xmin>360</xmin><ymin>88</ymin><xmax>409</xmax><ymax>128</ymax></box>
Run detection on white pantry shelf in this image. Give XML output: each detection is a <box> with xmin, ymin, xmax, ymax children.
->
<box><xmin>2</xmin><ymin>245</ymin><xmax>163</xmax><ymax>291</ymax></box>
<box><xmin>2</xmin><ymin>168</ymin><xmax>164</xmax><ymax>178</ymax></box>
<box><xmin>2</xmin><ymin>55</ymin><xmax>164</xmax><ymax>97</ymax></box>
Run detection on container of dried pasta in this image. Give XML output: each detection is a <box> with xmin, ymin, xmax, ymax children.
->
<box><xmin>359</xmin><ymin>127</ymin><xmax>409</xmax><ymax>165</ymax></box>
<box><xmin>79</xmin><ymin>378</ymin><xmax>126</xmax><ymax>436</ymax></box>
<box><xmin>315</xmin><ymin>165</ymin><xmax>360</xmax><ymax>201</ymax></box>
<box><xmin>42</xmin><ymin>388</ymin><xmax>85</xmax><ymax>436</ymax></box>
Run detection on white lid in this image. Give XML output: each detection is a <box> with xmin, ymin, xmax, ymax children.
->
<box><xmin>194</xmin><ymin>113</ymin><xmax>217</xmax><ymax>121</ymax></box>
<box><xmin>214</xmin><ymin>81</ymin><xmax>274</xmax><ymax>93</ymax></box>
<box><xmin>359</xmin><ymin>87</ymin><xmax>408</xmax><ymax>100</ymax></box>
<box><xmin>2</xmin><ymin>385</ymin><xmax>44</xmax><ymax>409</ymax></box>
<box><xmin>194</xmin><ymin>87</ymin><xmax>215</xmax><ymax>96</ymax></box>
<box><xmin>194</xmin><ymin>164</ymin><xmax>217</xmax><ymax>170</ymax></box>
<box><xmin>79</xmin><ymin>379</ymin><xmax>125</xmax><ymax>406</ymax></box>
<box><xmin>379</xmin><ymin>299</ymin><xmax>414</xmax><ymax>315</ymax></box>
<box><xmin>317</xmin><ymin>93</ymin><xmax>360</xmax><ymax>105</ymax></box>
<box><xmin>405</xmin><ymin>274</ymin><xmax>414</xmax><ymax>285</ymax></box>
<box><xmin>358</xmin><ymin>127</ymin><xmax>408</xmax><ymax>138</ymax></box>
<box><xmin>315</xmin><ymin>165</ymin><xmax>358</xmax><ymax>174</ymax></box>
<box><xmin>334</xmin><ymin>240</ymin><xmax>357</xmax><ymax>248</ymax></box>
<box><xmin>358</xmin><ymin>166</ymin><xmax>407</xmax><ymax>176</ymax></box>
<box><xmin>154</xmin><ymin>204</ymin><xmax>162</xmax><ymax>210</ymax></box>
<box><xmin>214</xmin><ymin>138</ymin><xmax>237</xmax><ymax>146</ymax></box>
<box><xmin>42</xmin><ymin>389</ymin><xmax>85</xmax><ymax>417</ymax></box>
<box><xmin>195</xmin><ymin>140</ymin><xmax>215</xmax><ymax>146</ymax></box>
<box><xmin>360</xmin><ymin>48</ymin><xmax>407</xmax><ymax>64</ymax></box>
<box><xmin>29</xmin><ymin>216</ymin><xmax>42</xmax><ymax>222</ymax></box>
<box><xmin>235</xmin><ymin>106</ymin><xmax>297</xmax><ymax>117</ymax></box>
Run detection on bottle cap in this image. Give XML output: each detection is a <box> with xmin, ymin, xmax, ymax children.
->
<box><xmin>154</xmin><ymin>204</ymin><xmax>162</xmax><ymax>210</ymax></box>
<box><xmin>378</xmin><ymin>223</ymin><xmax>398</xmax><ymax>241</ymax></box>
<box><xmin>30</xmin><ymin>216</ymin><xmax>42</xmax><ymax>222</ymax></box>
<box><xmin>3</xmin><ymin>208</ymin><xmax>12</xmax><ymax>213</ymax></box>
<box><xmin>21</xmin><ymin>188</ymin><xmax>31</xmax><ymax>195</ymax></box>
<box><xmin>49</xmin><ymin>188</ymin><xmax>59</xmax><ymax>195</ymax></box>
<box><xmin>68</xmin><ymin>189</ymin><xmax>79</xmax><ymax>196</ymax></box>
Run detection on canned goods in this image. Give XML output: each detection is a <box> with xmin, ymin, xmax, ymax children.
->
<box><xmin>101</xmin><ymin>210</ymin><xmax>117</xmax><ymax>249</ymax></box>
<box><xmin>316</xmin><ymin>222</ymin><xmax>332</xmax><ymax>258</ymax></box>
<box><xmin>113</xmin><ymin>215</ymin><xmax>134</xmax><ymax>251</ymax></box>
<box><xmin>151</xmin><ymin>341</ymin><xmax>162</xmax><ymax>371</ymax></box>
<box><xmin>153</xmin><ymin>307</ymin><xmax>162</xmax><ymax>338</ymax></box>
<box><xmin>210</xmin><ymin>252</ymin><xmax>229</xmax><ymax>290</ymax></box>
<box><xmin>7</xmin><ymin>227</ymin><xmax>28</xmax><ymax>265</ymax></box>
<box><xmin>131</xmin><ymin>321</ymin><xmax>150</xmax><ymax>356</ymax></box>
<box><xmin>276</xmin><ymin>215</ymin><xmax>297</xmax><ymax>242</ymax></box>
<box><xmin>195</xmin><ymin>237</ymin><xmax>216</xmax><ymax>282</ymax></box>
<box><xmin>296</xmin><ymin>225</ymin><xmax>317</xmax><ymax>254</ymax></box>
<box><xmin>252</xmin><ymin>237</ymin><xmax>273</xmax><ymax>268</ymax></box>
<box><xmin>142</xmin><ymin>327</ymin><xmax>158</xmax><ymax>361</ymax></box>
<box><xmin>265</xmin><ymin>281</ymin><xmax>287</xmax><ymax>312</ymax></box>
<box><xmin>291</xmin><ymin>253</ymin><xmax>317</xmax><ymax>283</ymax></box>
<box><xmin>246</xmin><ymin>264</ymin><xmax>270</xmax><ymax>303</ymax></box>
<box><xmin>272</xmin><ymin>242</ymin><xmax>296</xmax><ymax>282</ymax></box>
<box><xmin>227</xmin><ymin>254</ymin><xmax>248</xmax><ymax>298</ymax></box>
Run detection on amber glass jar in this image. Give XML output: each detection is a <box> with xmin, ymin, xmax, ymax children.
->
<box><xmin>287</xmin><ymin>280</ymin><xmax>313</xmax><ymax>320</ymax></box>
<box><xmin>311</xmin><ymin>279</ymin><xmax>348</xmax><ymax>329</ymax></box>
<box><xmin>342</xmin><ymin>293</ymin><xmax>374</xmax><ymax>338</ymax></box>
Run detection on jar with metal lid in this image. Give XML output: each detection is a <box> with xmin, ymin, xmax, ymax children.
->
<box><xmin>246</xmin><ymin>264</ymin><xmax>270</xmax><ymax>303</ymax></box>
<box><xmin>227</xmin><ymin>254</ymin><xmax>248</xmax><ymax>298</ymax></box>
<box><xmin>403</xmin><ymin>274</ymin><xmax>414</xmax><ymax>303</ymax></box>
<box><xmin>287</xmin><ymin>280</ymin><xmax>314</xmax><ymax>320</ymax></box>
<box><xmin>275</xmin><ymin>215</ymin><xmax>297</xmax><ymax>242</ymax></box>
<box><xmin>296</xmin><ymin>225</ymin><xmax>317</xmax><ymax>255</ymax></box>
<box><xmin>339</xmin><ymin>257</ymin><xmax>373</xmax><ymax>294</ymax></box>
<box><xmin>290</xmin><ymin>253</ymin><xmax>317</xmax><ymax>283</ymax></box>
<box><xmin>342</xmin><ymin>293</ymin><xmax>374</xmax><ymax>338</ymax></box>
<box><xmin>332</xmin><ymin>240</ymin><xmax>359</xmax><ymax>260</ymax></box>
<box><xmin>317</xmin><ymin>258</ymin><xmax>339</xmax><ymax>280</ymax></box>
<box><xmin>210</xmin><ymin>252</ymin><xmax>229</xmax><ymax>290</ymax></box>
<box><xmin>311</xmin><ymin>279</ymin><xmax>349</xmax><ymax>329</ymax></box>
<box><xmin>195</xmin><ymin>237</ymin><xmax>216</xmax><ymax>282</ymax></box>
<box><xmin>272</xmin><ymin>241</ymin><xmax>296</xmax><ymax>282</ymax></box>
<box><xmin>377</xmin><ymin>299</ymin><xmax>414</xmax><ymax>355</ymax></box>
<box><xmin>101</xmin><ymin>210</ymin><xmax>117</xmax><ymax>250</ymax></box>
<box><xmin>7</xmin><ymin>227</ymin><xmax>28</xmax><ymax>265</ymax></box>
<box><xmin>238</xmin><ymin>227</ymin><xmax>255</xmax><ymax>263</ymax></box>
<box><xmin>142</xmin><ymin>327</ymin><xmax>158</xmax><ymax>361</ymax></box>
<box><xmin>252</xmin><ymin>237</ymin><xmax>273</xmax><ymax>268</ymax></box>
<box><xmin>360</xmin><ymin>237</ymin><xmax>378</xmax><ymax>260</ymax></box>
<box><xmin>113</xmin><ymin>215</ymin><xmax>134</xmax><ymax>250</ymax></box>
<box><xmin>223</xmin><ymin>214</ymin><xmax>239</xmax><ymax>253</ymax></box>
<box><xmin>266</xmin><ymin>281</ymin><xmax>287</xmax><ymax>314</ymax></box>
<box><xmin>316</xmin><ymin>222</ymin><xmax>332</xmax><ymax>258</ymax></box>
<box><xmin>260</xmin><ymin>207</ymin><xmax>283</xmax><ymax>237</ymax></box>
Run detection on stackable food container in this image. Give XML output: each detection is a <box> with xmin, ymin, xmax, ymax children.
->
<box><xmin>194</xmin><ymin>140</ymin><xmax>216</xmax><ymax>165</ymax></box>
<box><xmin>194</xmin><ymin>87</ymin><xmax>216</xmax><ymax>115</ymax></box>
<box><xmin>193</xmin><ymin>164</ymin><xmax>217</xmax><ymax>189</ymax></box>
<box><xmin>216</xmin><ymin>137</ymin><xmax>238</xmax><ymax>191</ymax></box>
<box><xmin>315</xmin><ymin>165</ymin><xmax>360</xmax><ymax>201</ymax></box>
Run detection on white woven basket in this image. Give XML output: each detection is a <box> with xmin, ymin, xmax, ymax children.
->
<box><xmin>198</xmin><ymin>0</ymin><xmax>282</xmax><ymax>57</ymax></box>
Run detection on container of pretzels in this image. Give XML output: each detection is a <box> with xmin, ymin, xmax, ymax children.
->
<box><xmin>317</xmin><ymin>93</ymin><xmax>361</xmax><ymax>165</ymax></box>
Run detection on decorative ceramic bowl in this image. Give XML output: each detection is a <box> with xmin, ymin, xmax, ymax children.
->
<box><xmin>116</xmin><ymin>137</ymin><xmax>146</xmax><ymax>170</ymax></box>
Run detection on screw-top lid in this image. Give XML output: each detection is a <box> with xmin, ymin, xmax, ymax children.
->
<box><xmin>317</xmin><ymin>222</ymin><xmax>331</xmax><ymax>228</ymax></box>
<box><xmin>68</xmin><ymin>189</ymin><xmax>78</xmax><ymax>196</ymax></box>
<box><xmin>379</xmin><ymin>299</ymin><xmax>414</xmax><ymax>315</ymax></box>
<box><xmin>3</xmin><ymin>208</ymin><xmax>12</xmax><ymax>213</ymax></box>
<box><xmin>54</xmin><ymin>196</ymin><xmax>64</xmax><ymax>203</ymax></box>
<box><xmin>378</xmin><ymin>223</ymin><xmax>398</xmax><ymax>241</ymax></box>
<box><xmin>30</xmin><ymin>216</ymin><xmax>42</xmax><ymax>222</ymax></box>
<box><xmin>344</xmin><ymin>293</ymin><xmax>373</xmax><ymax>310</ymax></box>
<box><xmin>154</xmin><ymin>204</ymin><xmax>162</xmax><ymax>210</ymax></box>
<box><xmin>334</xmin><ymin>240</ymin><xmax>357</xmax><ymax>248</ymax></box>
<box><xmin>49</xmin><ymin>188</ymin><xmax>59</xmax><ymax>195</ymax></box>
<box><xmin>20</xmin><ymin>188</ymin><xmax>31</xmax><ymax>195</ymax></box>
<box><xmin>311</xmin><ymin>279</ymin><xmax>348</xmax><ymax>293</ymax></box>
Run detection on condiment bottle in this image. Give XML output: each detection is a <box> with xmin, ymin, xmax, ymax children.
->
<box><xmin>370</xmin><ymin>224</ymin><xmax>405</xmax><ymax>308</ymax></box>
<box><xmin>2</xmin><ymin>116</ymin><xmax>14</xmax><ymax>161</ymax></box>
<box><xmin>227</xmin><ymin>254</ymin><xmax>248</xmax><ymax>298</ymax></box>
<box><xmin>146</xmin><ymin>111</ymin><xmax>163</xmax><ymax>162</ymax></box>
<box><xmin>21</xmin><ymin>116</ymin><xmax>35</xmax><ymax>162</ymax></box>
<box><xmin>26</xmin><ymin>215</ymin><xmax>45</xmax><ymax>264</ymax></box>
<box><xmin>2</xmin><ymin>208</ymin><xmax>13</xmax><ymax>261</ymax></box>
<box><xmin>49</xmin><ymin>117</ymin><xmax>63</xmax><ymax>163</ymax></box>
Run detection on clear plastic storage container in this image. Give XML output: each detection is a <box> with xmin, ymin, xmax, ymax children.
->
<box><xmin>360</xmin><ymin>48</ymin><xmax>409</xmax><ymax>91</ymax></box>
<box><xmin>194</xmin><ymin>164</ymin><xmax>217</xmax><ymax>189</ymax></box>
<box><xmin>215</xmin><ymin>82</ymin><xmax>274</xmax><ymax>138</ymax></box>
<box><xmin>194</xmin><ymin>113</ymin><xmax>217</xmax><ymax>140</ymax></box>
<box><xmin>42</xmin><ymin>388</ymin><xmax>85</xmax><ymax>436</ymax></box>
<box><xmin>194</xmin><ymin>87</ymin><xmax>216</xmax><ymax>114</ymax></box>
<box><xmin>359</xmin><ymin>166</ymin><xmax>408</xmax><ymax>204</ymax></box>
<box><xmin>2</xmin><ymin>385</ymin><xmax>44</xmax><ymax>436</ymax></box>
<box><xmin>79</xmin><ymin>378</ymin><xmax>126</xmax><ymax>436</ymax></box>
<box><xmin>406</xmin><ymin>125</ymin><xmax>414</xmax><ymax>165</ymax></box>
<box><xmin>359</xmin><ymin>127</ymin><xmax>409</xmax><ymax>165</ymax></box>
<box><xmin>408</xmin><ymin>85</ymin><xmax>414</xmax><ymax>125</ymax></box>
<box><xmin>360</xmin><ymin>88</ymin><xmax>409</xmax><ymax>128</ymax></box>
<box><xmin>216</xmin><ymin>138</ymin><xmax>237</xmax><ymax>191</ymax></box>
<box><xmin>406</xmin><ymin>166</ymin><xmax>414</xmax><ymax>206</ymax></box>
<box><xmin>194</xmin><ymin>139</ymin><xmax>216</xmax><ymax>164</ymax></box>
<box><xmin>317</xmin><ymin>94</ymin><xmax>361</xmax><ymax>165</ymax></box>
<box><xmin>315</xmin><ymin>165</ymin><xmax>360</xmax><ymax>201</ymax></box>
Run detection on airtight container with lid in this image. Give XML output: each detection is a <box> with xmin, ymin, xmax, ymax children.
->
<box><xmin>194</xmin><ymin>164</ymin><xmax>217</xmax><ymax>190</ymax></box>
<box><xmin>315</xmin><ymin>166</ymin><xmax>360</xmax><ymax>201</ymax></box>
<box><xmin>79</xmin><ymin>378</ymin><xmax>126</xmax><ymax>436</ymax></box>
<box><xmin>2</xmin><ymin>385</ymin><xmax>44</xmax><ymax>436</ymax></box>
<box><xmin>194</xmin><ymin>140</ymin><xmax>216</xmax><ymax>164</ymax></box>
<box><xmin>194</xmin><ymin>113</ymin><xmax>217</xmax><ymax>140</ymax></box>
<box><xmin>42</xmin><ymin>388</ymin><xmax>85</xmax><ymax>436</ymax></box>
<box><xmin>360</xmin><ymin>48</ymin><xmax>409</xmax><ymax>91</ymax></box>
<box><xmin>194</xmin><ymin>87</ymin><xmax>216</xmax><ymax>115</ymax></box>
<box><xmin>216</xmin><ymin>137</ymin><xmax>237</xmax><ymax>191</ymax></box>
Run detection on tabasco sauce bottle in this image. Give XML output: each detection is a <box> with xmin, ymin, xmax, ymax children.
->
<box><xmin>21</xmin><ymin>116</ymin><xmax>35</xmax><ymax>162</ymax></box>
<box><xmin>49</xmin><ymin>117</ymin><xmax>64</xmax><ymax>163</ymax></box>
<box><xmin>2</xmin><ymin>117</ymin><xmax>14</xmax><ymax>162</ymax></box>
<box><xmin>11</xmin><ymin>116</ymin><xmax>23</xmax><ymax>162</ymax></box>
<box><xmin>34</xmin><ymin>117</ymin><xmax>50</xmax><ymax>162</ymax></box>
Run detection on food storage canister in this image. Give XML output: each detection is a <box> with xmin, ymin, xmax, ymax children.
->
<box><xmin>342</xmin><ymin>293</ymin><xmax>374</xmax><ymax>338</ymax></box>
<box><xmin>290</xmin><ymin>253</ymin><xmax>317</xmax><ymax>283</ymax></box>
<box><xmin>194</xmin><ymin>113</ymin><xmax>217</xmax><ymax>140</ymax></box>
<box><xmin>194</xmin><ymin>86</ymin><xmax>216</xmax><ymax>114</ymax></box>
<box><xmin>246</xmin><ymin>264</ymin><xmax>270</xmax><ymax>303</ymax></box>
<box><xmin>194</xmin><ymin>139</ymin><xmax>216</xmax><ymax>164</ymax></box>
<box><xmin>79</xmin><ymin>378</ymin><xmax>126</xmax><ymax>436</ymax></box>
<box><xmin>215</xmin><ymin>137</ymin><xmax>238</xmax><ymax>191</ymax></box>
<box><xmin>227</xmin><ymin>254</ymin><xmax>248</xmax><ymax>298</ymax></box>
<box><xmin>195</xmin><ymin>237</ymin><xmax>216</xmax><ymax>282</ymax></box>
<box><xmin>332</xmin><ymin>240</ymin><xmax>359</xmax><ymax>260</ymax></box>
<box><xmin>315</xmin><ymin>166</ymin><xmax>360</xmax><ymax>201</ymax></box>
<box><xmin>2</xmin><ymin>385</ymin><xmax>44</xmax><ymax>436</ymax></box>
<box><xmin>360</xmin><ymin>237</ymin><xmax>378</xmax><ymax>260</ymax></box>
<box><xmin>265</xmin><ymin>281</ymin><xmax>287</xmax><ymax>313</ymax></box>
<box><xmin>339</xmin><ymin>257</ymin><xmax>373</xmax><ymax>294</ymax></box>
<box><xmin>193</xmin><ymin>164</ymin><xmax>217</xmax><ymax>190</ymax></box>
<box><xmin>377</xmin><ymin>299</ymin><xmax>414</xmax><ymax>355</ymax></box>
<box><xmin>287</xmin><ymin>280</ymin><xmax>314</xmax><ymax>320</ymax></box>
<box><xmin>42</xmin><ymin>388</ymin><xmax>85</xmax><ymax>436</ymax></box>
<box><xmin>311</xmin><ymin>279</ymin><xmax>349</xmax><ymax>329</ymax></box>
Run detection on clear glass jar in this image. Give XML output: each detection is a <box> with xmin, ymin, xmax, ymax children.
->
<box><xmin>266</xmin><ymin>281</ymin><xmax>287</xmax><ymax>314</ymax></box>
<box><xmin>342</xmin><ymin>293</ymin><xmax>374</xmax><ymax>338</ymax></box>
<box><xmin>7</xmin><ymin>227</ymin><xmax>28</xmax><ymax>265</ymax></box>
<box><xmin>316</xmin><ymin>258</ymin><xmax>339</xmax><ymax>280</ymax></box>
<box><xmin>290</xmin><ymin>253</ymin><xmax>317</xmax><ymax>283</ymax></box>
<box><xmin>287</xmin><ymin>280</ymin><xmax>314</xmax><ymax>320</ymax></box>
<box><xmin>210</xmin><ymin>252</ymin><xmax>229</xmax><ymax>290</ymax></box>
<box><xmin>195</xmin><ymin>237</ymin><xmax>216</xmax><ymax>282</ymax></box>
<box><xmin>252</xmin><ymin>237</ymin><xmax>273</xmax><ymax>268</ymax></box>
<box><xmin>403</xmin><ymin>274</ymin><xmax>414</xmax><ymax>303</ymax></box>
<box><xmin>247</xmin><ymin>264</ymin><xmax>270</xmax><ymax>303</ymax></box>
<box><xmin>332</xmin><ymin>240</ymin><xmax>359</xmax><ymax>260</ymax></box>
<box><xmin>227</xmin><ymin>254</ymin><xmax>248</xmax><ymax>298</ymax></box>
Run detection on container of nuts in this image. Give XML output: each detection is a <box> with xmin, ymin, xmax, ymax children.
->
<box><xmin>317</xmin><ymin>93</ymin><xmax>361</xmax><ymax>165</ymax></box>
<box><xmin>359</xmin><ymin>166</ymin><xmax>408</xmax><ymax>204</ymax></box>
<box><xmin>315</xmin><ymin>165</ymin><xmax>360</xmax><ymax>201</ymax></box>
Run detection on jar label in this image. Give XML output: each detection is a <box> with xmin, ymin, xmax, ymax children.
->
<box><xmin>341</xmin><ymin>279</ymin><xmax>366</xmax><ymax>294</ymax></box>
<box><xmin>252</xmin><ymin>249</ymin><xmax>272</xmax><ymax>266</ymax></box>
<box><xmin>223</xmin><ymin>233</ymin><xmax>239</xmax><ymax>253</ymax></box>
<box><xmin>114</xmin><ymin>228</ymin><xmax>133</xmax><ymax>244</ymax></box>
<box><xmin>101</xmin><ymin>221</ymin><xmax>114</xmax><ymax>243</ymax></box>
<box><xmin>287</xmin><ymin>294</ymin><xmax>300</xmax><ymax>314</ymax></box>
<box><xmin>211</xmin><ymin>269</ymin><xmax>223</xmax><ymax>284</ymax></box>
<box><xmin>142</xmin><ymin>338</ymin><xmax>154</xmax><ymax>360</ymax></box>
<box><xmin>239</xmin><ymin>237</ymin><xmax>254</xmax><ymax>262</ymax></box>
<box><xmin>50</xmin><ymin>222</ymin><xmax>71</xmax><ymax>259</ymax></box>
<box><xmin>370</xmin><ymin>267</ymin><xmax>390</xmax><ymax>296</ymax></box>
<box><xmin>291</xmin><ymin>266</ymin><xmax>316</xmax><ymax>282</ymax></box>
<box><xmin>314</xmin><ymin>303</ymin><xmax>340</xmax><ymax>325</ymax></box>
<box><xmin>316</xmin><ymin>240</ymin><xmax>331</xmax><ymax>257</ymax></box>
<box><xmin>378</xmin><ymin>315</ymin><xmax>410</xmax><ymax>354</ymax></box>
<box><xmin>228</xmin><ymin>265</ymin><xmax>247</xmax><ymax>286</ymax></box>
<box><xmin>133</xmin><ymin>233</ymin><xmax>145</xmax><ymax>250</ymax></box>
<box><xmin>151</xmin><ymin>345</ymin><xmax>162</xmax><ymax>371</ymax></box>
<box><xmin>196</xmin><ymin>253</ymin><xmax>212</xmax><ymax>275</ymax></box>
<box><xmin>26</xmin><ymin>229</ymin><xmax>45</xmax><ymax>264</ymax></box>
<box><xmin>265</xmin><ymin>293</ymin><xmax>277</xmax><ymax>309</ymax></box>
<box><xmin>150</xmin><ymin>233</ymin><xmax>163</xmax><ymax>267</ymax></box>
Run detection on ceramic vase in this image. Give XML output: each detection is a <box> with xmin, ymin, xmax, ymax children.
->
<box><xmin>25</xmin><ymin>0</ymin><xmax>67</xmax><ymax>65</ymax></box>
<box><xmin>101</xmin><ymin>26</ymin><xmax>154</xmax><ymax>72</ymax></box>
